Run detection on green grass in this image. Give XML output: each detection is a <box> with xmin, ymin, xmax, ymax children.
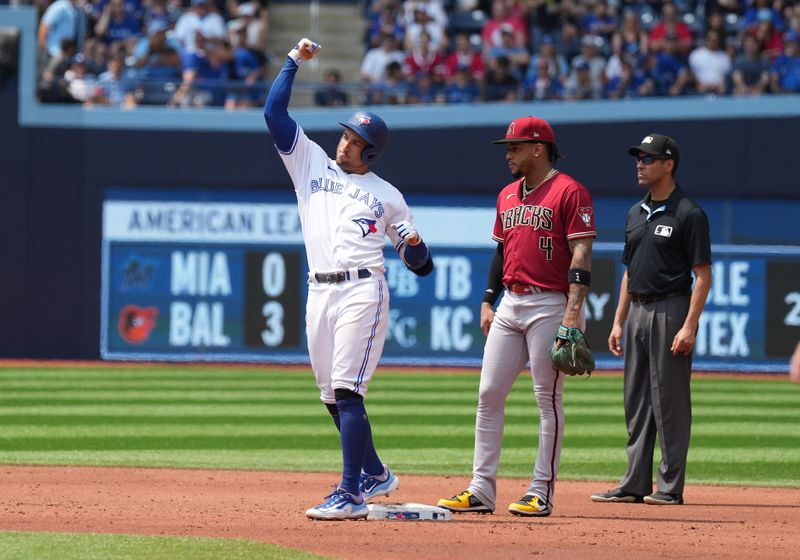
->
<box><xmin>1</xmin><ymin>366</ymin><xmax>798</xmax><ymax>559</ymax></box>
<box><xmin>0</xmin><ymin>531</ymin><xmax>333</xmax><ymax>560</ymax></box>
<box><xmin>0</xmin><ymin>366</ymin><xmax>798</xmax><ymax>487</ymax></box>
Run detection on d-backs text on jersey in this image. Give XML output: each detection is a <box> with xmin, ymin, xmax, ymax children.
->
<box><xmin>500</xmin><ymin>204</ymin><xmax>554</xmax><ymax>232</ymax></box>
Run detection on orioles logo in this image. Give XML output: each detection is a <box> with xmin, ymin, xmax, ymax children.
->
<box><xmin>577</xmin><ymin>207</ymin><xmax>594</xmax><ymax>227</ymax></box>
<box><xmin>353</xmin><ymin>217</ymin><xmax>378</xmax><ymax>237</ymax></box>
<box><xmin>356</xmin><ymin>113</ymin><xmax>371</xmax><ymax>126</ymax></box>
<box><xmin>118</xmin><ymin>304</ymin><xmax>158</xmax><ymax>344</ymax></box>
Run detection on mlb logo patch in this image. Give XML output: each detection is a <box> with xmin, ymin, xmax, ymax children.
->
<box><xmin>654</xmin><ymin>225</ymin><xmax>673</xmax><ymax>237</ymax></box>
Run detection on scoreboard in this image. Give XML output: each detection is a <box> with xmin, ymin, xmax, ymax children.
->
<box><xmin>101</xmin><ymin>190</ymin><xmax>800</xmax><ymax>372</ymax></box>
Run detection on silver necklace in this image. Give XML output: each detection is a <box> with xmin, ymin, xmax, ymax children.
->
<box><xmin>523</xmin><ymin>168</ymin><xmax>558</xmax><ymax>195</ymax></box>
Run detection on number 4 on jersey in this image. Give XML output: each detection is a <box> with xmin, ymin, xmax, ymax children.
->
<box><xmin>539</xmin><ymin>236</ymin><xmax>553</xmax><ymax>260</ymax></box>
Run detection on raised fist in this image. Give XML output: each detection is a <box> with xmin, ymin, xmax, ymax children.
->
<box><xmin>289</xmin><ymin>38</ymin><xmax>321</xmax><ymax>64</ymax></box>
<box><xmin>393</xmin><ymin>220</ymin><xmax>421</xmax><ymax>246</ymax></box>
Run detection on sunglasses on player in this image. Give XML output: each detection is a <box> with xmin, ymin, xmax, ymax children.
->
<box><xmin>634</xmin><ymin>155</ymin><xmax>670</xmax><ymax>164</ymax></box>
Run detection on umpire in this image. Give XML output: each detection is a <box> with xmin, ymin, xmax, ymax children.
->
<box><xmin>592</xmin><ymin>133</ymin><xmax>711</xmax><ymax>506</ymax></box>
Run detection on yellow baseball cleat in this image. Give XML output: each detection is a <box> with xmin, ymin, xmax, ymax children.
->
<box><xmin>508</xmin><ymin>494</ymin><xmax>552</xmax><ymax>517</ymax></box>
<box><xmin>437</xmin><ymin>490</ymin><xmax>493</xmax><ymax>513</ymax></box>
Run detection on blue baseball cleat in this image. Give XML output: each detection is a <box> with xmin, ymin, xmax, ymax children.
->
<box><xmin>305</xmin><ymin>486</ymin><xmax>368</xmax><ymax>520</ymax></box>
<box><xmin>359</xmin><ymin>465</ymin><xmax>400</xmax><ymax>502</ymax></box>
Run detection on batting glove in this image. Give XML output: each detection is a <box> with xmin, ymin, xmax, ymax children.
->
<box><xmin>394</xmin><ymin>220</ymin><xmax>421</xmax><ymax>246</ymax></box>
<box><xmin>288</xmin><ymin>38</ymin><xmax>321</xmax><ymax>65</ymax></box>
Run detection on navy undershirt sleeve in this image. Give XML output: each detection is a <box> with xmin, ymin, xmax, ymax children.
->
<box><xmin>482</xmin><ymin>242</ymin><xmax>504</xmax><ymax>305</ymax></box>
<box><xmin>263</xmin><ymin>58</ymin><xmax>300</xmax><ymax>153</ymax></box>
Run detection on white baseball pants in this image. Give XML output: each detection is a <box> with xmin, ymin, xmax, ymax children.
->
<box><xmin>305</xmin><ymin>273</ymin><xmax>389</xmax><ymax>402</ymax></box>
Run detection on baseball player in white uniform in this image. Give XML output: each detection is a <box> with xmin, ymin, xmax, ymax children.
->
<box><xmin>438</xmin><ymin>116</ymin><xmax>595</xmax><ymax>517</ymax></box>
<box><xmin>264</xmin><ymin>38</ymin><xmax>434</xmax><ymax>521</ymax></box>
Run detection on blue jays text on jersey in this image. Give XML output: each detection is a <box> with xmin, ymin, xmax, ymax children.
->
<box><xmin>310</xmin><ymin>177</ymin><xmax>386</xmax><ymax>218</ymax></box>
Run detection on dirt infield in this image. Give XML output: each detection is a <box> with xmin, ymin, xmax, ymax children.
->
<box><xmin>1</xmin><ymin>466</ymin><xmax>798</xmax><ymax>559</ymax></box>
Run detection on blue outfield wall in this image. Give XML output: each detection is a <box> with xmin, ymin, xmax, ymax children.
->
<box><xmin>99</xmin><ymin>189</ymin><xmax>799</xmax><ymax>373</ymax></box>
<box><xmin>2</xmin><ymin>90</ymin><xmax>800</xmax><ymax>367</ymax></box>
<box><xmin>1</xmin><ymin>6</ymin><xmax>799</xmax><ymax>367</ymax></box>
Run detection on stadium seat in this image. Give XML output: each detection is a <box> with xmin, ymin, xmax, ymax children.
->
<box><xmin>136</xmin><ymin>79</ymin><xmax>180</xmax><ymax>106</ymax></box>
<box><xmin>449</xmin><ymin>10</ymin><xmax>486</xmax><ymax>35</ymax></box>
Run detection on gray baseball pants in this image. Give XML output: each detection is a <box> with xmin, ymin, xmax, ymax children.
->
<box><xmin>619</xmin><ymin>295</ymin><xmax>692</xmax><ymax>496</ymax></box>
<box><xmin>468</xmin><ymin>291</ymin><xmax>570</xmax><ymax>511</ymax></box>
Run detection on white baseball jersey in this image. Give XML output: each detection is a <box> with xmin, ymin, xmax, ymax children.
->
<box><xmin>279</xmin><ymin>126</ymin><xmax>414</xmax><ymax>274</ymax></box>
<box><xmin>277</xmin><ymin>126</ymin><xmax>413</xmax><ymax>401</ymax></box>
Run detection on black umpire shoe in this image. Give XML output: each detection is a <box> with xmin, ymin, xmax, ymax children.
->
<box><xmin>590</xmin><ymin>488</ymin><xmax>645</xmax><ymax>503</ymax></box>
<box><xmin>644</xmin><ymin>491</ymin><xmax>684</xmax><ymax>505</ymax></box>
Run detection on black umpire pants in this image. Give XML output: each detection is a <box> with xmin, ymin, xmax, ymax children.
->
<box><xmin>619</xmin><ymin>294</ymin><xmax>692</xmax><ymax>496</ymax></box>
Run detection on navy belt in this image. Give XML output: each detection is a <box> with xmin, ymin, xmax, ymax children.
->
<box><xmin>314</xmin><ymin>269</ymin><xmax>372</xmax><ymax>284</ymax></box>
<box><xmin>631</xmin><ymin>290</ymin><xmax>689</xmax><ymax>304</ymax></box>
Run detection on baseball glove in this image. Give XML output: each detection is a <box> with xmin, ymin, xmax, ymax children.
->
<box><xmin>550</xmin><ymin>325</ymin><xmax>595</xmax><ymax>377</ymax></box>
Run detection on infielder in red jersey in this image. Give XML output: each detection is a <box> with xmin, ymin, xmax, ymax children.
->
<box><xmin>438</xmin><ymin>116</ymin><xmax>595</xmax><ymax>517</ymax></box>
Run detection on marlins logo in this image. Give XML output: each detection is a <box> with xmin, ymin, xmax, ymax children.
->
<box><xmin>118</xmin><ymin>304</ymin><xmax>158</xmax><ymax>344</ymax></box>
<box><xmin>120</xmin><ymin>256</ymin><xmax>157</xmax><ymax>292</ymax></box>
<box><xmin>577</xmin><ymin>207</ymin><xmax>594</xmax><ymax>227</ymax></box>
<box><xmin>356</xmin><ymin>113</ymin><xmax>371</xmax><ymax>126</ymax></box>
<box><xmin>353</xmin><ymin>217</ymin><xmax>377</xmax><ymax>237</ymax></box>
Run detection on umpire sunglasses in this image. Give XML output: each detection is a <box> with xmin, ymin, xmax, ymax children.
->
<box><xmin>634</xmin><ymin>155</ymin><xmax>671</xmax><ymax>165</ymax></box>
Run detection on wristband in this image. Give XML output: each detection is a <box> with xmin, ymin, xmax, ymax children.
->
<box><xmin>287</xmin><ymin>48</ymin><xmax>304</xmax><ymax>66</ymax></box>
<box><xmin>568</xmin><ymin>268</ymin><xmax>591</xmax><ymax>286</ymax></box>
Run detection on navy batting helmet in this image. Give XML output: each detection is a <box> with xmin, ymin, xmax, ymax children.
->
<box><xmin>339</xmin><ymin>111</ymin><xmax>389</xmax><ymax>165</ymax></box>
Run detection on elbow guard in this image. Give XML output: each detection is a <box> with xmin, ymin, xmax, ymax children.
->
<box><xmin>411</xmin><ymin>255</ymin><xmax>434</xmax><ymax>277</ymax></box>
<box><xmin>403</xmin><ymin>241</ymin><xmax>433</xmax><ymax>276</ymax></box>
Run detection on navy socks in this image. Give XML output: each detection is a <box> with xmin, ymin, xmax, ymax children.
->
<box><xmin>362</xmin><ymin>439</ymin><xmax>384</xmax><ymax>478</ymax></box>
<box><xmin>337</xmin><ymin>397</ymin><xmax>382</xmax><ymax>495</ymax></box>
<box><xmin>327</xmin><ymin>400</ymin><xmax>385</xmax><ymax>483</ymax></box>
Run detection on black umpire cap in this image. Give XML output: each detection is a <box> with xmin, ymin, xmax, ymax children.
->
<box><xmin>628</xmin><ymin>133</ymin><xmax>680</xmax><ymax>161</ymax></box>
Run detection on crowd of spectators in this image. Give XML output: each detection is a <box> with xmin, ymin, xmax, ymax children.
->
<box><xmin>36</xmin><ymin>0</ymin><xmax>270</xmax><ymax>108</ymax></box>
<box><xmin>0</xmin><ymin>27</ymin><xmax>20</xmax><ymax>92</ymax></box>
<box><xmin>30</xmin><ymin>0</ymin><xmax>800</xmax><ymax>109</ymax></box>
<box><xmin>345</xmin><ymin>0</ymin><xmax>800</xmax><ymax>107</ymax></box>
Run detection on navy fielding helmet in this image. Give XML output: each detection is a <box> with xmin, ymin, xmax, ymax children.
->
<box><xmin>339</xmin><ymin>111</ymin><xmax>389</xmax><ymax>165</ymax></box>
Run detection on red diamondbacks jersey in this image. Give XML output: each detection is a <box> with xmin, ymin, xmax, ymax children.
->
<box><xmin>492</xmin><ymin>171</ymin><xmax>596</xmax><ymax>294</ymax></box>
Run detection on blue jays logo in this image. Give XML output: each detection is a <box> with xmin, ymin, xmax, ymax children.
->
<box><xmin>356</xmin><ymin>113</ymin><xmax>371</xmax><ymax>126</ymax></box>
<box><xmin>353</xmin><ymin>217</ymin><xmax>377</xmax><ymax>237</ymax></box>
